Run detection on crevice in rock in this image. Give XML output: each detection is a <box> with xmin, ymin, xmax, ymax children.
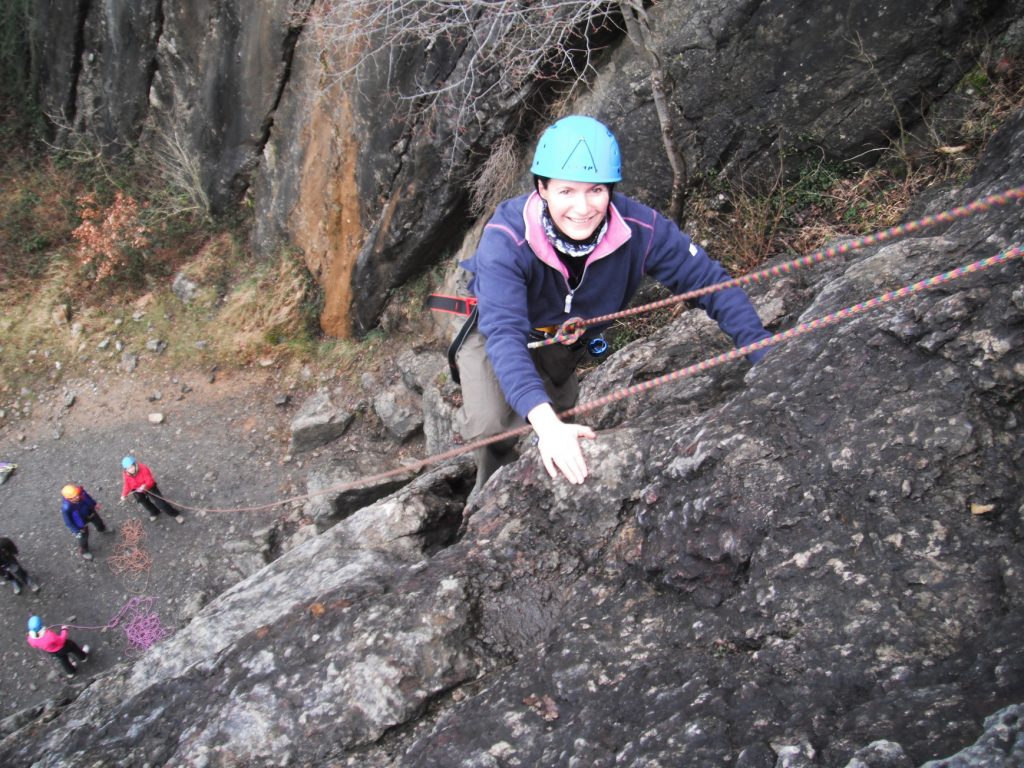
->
<box><xmin>65</xmin><ymin>0</ymin><xmax>93</xmax><ymax>127</ymax></box>
<box><xmin>418</xmin><ymin>472</ymin><xmax>475</xmax><ymax>556</ymax></box>
<box><xmin>229</xmin><ymin>3</ymin><xmax>309</xmax><ymax>205</ymax></box>
<box><xmin>254</xmin><ymin>3</ymin><xmax>308</xmax><ymax>157</ymax></box>
<box><xmin>142</xmin><ymin>0</ymin><xmax>164</xmax><ymax>122</ymax></box>
<box><xmin>420</xmin><ymin>500</ymin><xmax>468</xmax><ymax>556</ymax></box>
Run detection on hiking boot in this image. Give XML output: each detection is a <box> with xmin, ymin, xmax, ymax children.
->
<box><xmin>12</xmin><ymin>581</ymin><xmax>22</xmax><ymax>595</ymax></box>
<box><xmin>174</xmin><ymin>515</ymin><xmax>185</xmax><ymax>525</ymax></box>
<box><xmin>81</xmin><ymin>552</ymin><xmax>93</xmax><ymax>561</ymax></box>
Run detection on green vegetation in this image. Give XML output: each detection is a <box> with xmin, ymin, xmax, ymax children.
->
<box><xmin>0</xmin><ymin>142</ymin><xmax>383</xmax><ymax>403</ymax></box>
<box><xmin>691</xmin><ymin>59</ymin><xmax>1022</xmax><ymax>276</ymax></box>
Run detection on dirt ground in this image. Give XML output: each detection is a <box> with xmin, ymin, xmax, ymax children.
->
<box><xmin>0</xmin><ymin>363</ymin><xmax>318</xmax><ymax>720</ymax></box>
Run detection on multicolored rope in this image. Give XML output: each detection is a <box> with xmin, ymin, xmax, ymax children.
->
<box><xmin>147</xmin><ymin>244</ymin><xmax>1020</xmax><ymax>515</ymax></box>
<box><xmin>528</xmin><ymin>185</ymin><xmax>1024</xmax><ymax>348</ymax></box>
<box><xmin>106</xmin><ymin>518</ymin><xmax>152</xmax><ymax>593</ymax></box>
<box><xmin>560</xmin><ymin>244</ymin><xmax>1021</xmax><ymax>417</ymax></box>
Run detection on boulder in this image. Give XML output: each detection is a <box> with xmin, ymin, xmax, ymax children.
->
<box><xmin>303</xmin><ymin>455</ymin><xmax>419</xmax><ymax>525</ymax></box>
<box><xmin>396</xmin><ymin>349</ymin><xmax>447</xmax><ymax>393</ymax></box>
<box><xmin>372</xmin><ymin>382</ymin><xmax>423</xmax><ymax>442</ymax></box>
<box><xmin>422</xmin><ymin>382</ymin><xmax>460</xmax><ymax>457</ymax></box>
<box><xmin>288</xmin><ymin>390</ymin><xmax>354</xmax><ymax>453</ymax></box>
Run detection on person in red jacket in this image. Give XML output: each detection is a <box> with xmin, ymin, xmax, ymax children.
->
<box><xmin>120</xmin><ymin>455</ymin><xmax>184</xmax><ymax>524</ymax></box>
<box><xmin>26</xmin><ymin>615</ymin><xmax>90</xmax><ymax>679</ymax></box>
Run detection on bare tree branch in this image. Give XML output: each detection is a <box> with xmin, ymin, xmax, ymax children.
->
<box><xmin>303</xmin><ymin>0</ymin><xmax>687</xmax><ymax>219</ymax></box>
<box><xmin>304</xmin><ymin>0</ymin><xmax>621</xmax><ymax>163</ymax></box>
<box><xmin>619</xmin><ymin>0</ymin><xmax>687</xmax><ymax>222</ymax></box>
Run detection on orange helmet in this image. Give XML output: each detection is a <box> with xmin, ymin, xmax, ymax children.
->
<box><xmin>61</xmin><ymin>484</ymin><xmax>81</xmax><ymax>501</ymax></box>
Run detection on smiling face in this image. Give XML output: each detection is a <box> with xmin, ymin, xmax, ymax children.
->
<box><xmin>537</xmin><ymin>178</ymin><xmax>610</xmax><ymax>241</ymax></box>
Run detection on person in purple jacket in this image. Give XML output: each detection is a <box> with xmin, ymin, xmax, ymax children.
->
<box><xmin>60</xmin><ymin>484</ymin><xmax>109</xmax><ymax>561</ymax></box>
<box><xmin>454</xmin><ymin>115</ymin><xmax>771</xmax><ymax>493</ymax></box>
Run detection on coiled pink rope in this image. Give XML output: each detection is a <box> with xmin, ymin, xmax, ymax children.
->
<box><xmin>59</xmin><ymin>596</ymin><xmax>168</xmax><ymax>652</ymax></box>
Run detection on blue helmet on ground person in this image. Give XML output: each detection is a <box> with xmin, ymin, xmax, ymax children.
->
<box><xmin>530</xmin><ymin>115</ymin><xmax>622</xmax><ymax>184</ymax></box>
<box><xmin>122</xmin><ymin>456</ymin><xmax>136</xmax><ymax>470</ymax></box>
<box><xmin>27</xmin><ymin>615</ymin><xmax>43</xmax><ymax>633</ymax></box>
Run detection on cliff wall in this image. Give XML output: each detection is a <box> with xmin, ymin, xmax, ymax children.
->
<box><xmin>28</xmin><ymin>0</ymin><xmax>1023</xmax><ymax>335</ymax></box>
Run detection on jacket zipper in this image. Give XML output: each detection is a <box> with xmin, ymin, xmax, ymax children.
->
<box><xmin>562</xmin><ymin>259</ymin><xmax>591</xmax><ymax>314</ymax></box>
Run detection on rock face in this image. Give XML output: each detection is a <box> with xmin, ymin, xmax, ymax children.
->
<box><xmin>588</xmin><ymin>0</ymin><xmax>1024</xmax><ymax>206</ymax></box>
<box><xmin>3</xmin><ymin>111</ymin><xmax>1023</xmax><ymax>765</ymax></box>
<box><xmin>26</xmin><ymin>1</ymin><xmax>1023</xmax><ymax>335</ymax></box>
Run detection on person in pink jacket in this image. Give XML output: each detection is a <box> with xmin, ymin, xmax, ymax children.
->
<box><xmin>120</xmin><ymin>455</ymin><xmax>184</xmax><ymax>524</ymax></box>
<box><xmin>26</xmin><ymin>615</ymin><xmax>90</xmax><ymax>678</ymax></box>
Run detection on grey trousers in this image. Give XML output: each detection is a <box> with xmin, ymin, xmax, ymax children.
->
<box><xmin>454</xmin><ymin>330</ymin><xmax>585</xmax><ymax>493</ymax></box>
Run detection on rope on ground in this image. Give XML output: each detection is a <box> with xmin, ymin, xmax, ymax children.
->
<box><xmin>45</xmin><ymin>518</ymin><xmax>169</xmax><ymax>655</ymax></box>
<box><xmin>57</xmin><ymin>596</ymin><xmax>169</xmax><ymax>653</ymax></box>
<box><xmin>145</xmin><ymin>243</ymin><xmax>1022</xmax><ymax>516</ymax></box>
<box><xmin>106</xmin><ymin>518</ymin><xmax>152</xmax><ymax>594</ymax></box>
<box><xmin>528</xmin><ymin>185</ymin><xmax>1024</xmax><ymax>348</ymax></box>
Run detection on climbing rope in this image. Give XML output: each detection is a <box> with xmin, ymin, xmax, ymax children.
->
<box><xmin>528</xmin><ymin>185</ymin><xmax>1024</xmax><ymax>348</ymax></box>
<box><xmin>52</xmin><ymin>522</ymin><xmax>169</xmax><ymax>652</ymax></box>
<box><xmin>106</xmin><ymin>518</ymin><xmax>153</xmax><ymax>593</ymax></box>
<box><xmin>145</xmin><ymin>243</ymin><xmax>1021</xmax><ymax>515</ymax></box>
<box><xmin>562</xmin><ymin>244</ymin><xmax>1021</xmax><ymax>416</ymax></box>
<box><xmin>57</xmin><ymin>596</ymin><xmax>169</xmax><ymax>653</ymax></box>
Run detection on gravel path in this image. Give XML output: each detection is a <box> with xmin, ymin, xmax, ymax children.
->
<box><xmin>0</xmin><ymin>365</ymin><xmax>313</xmax><ymax>720</ymax></box>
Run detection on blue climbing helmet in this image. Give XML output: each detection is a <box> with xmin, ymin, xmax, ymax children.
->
<box><xmin>530</xmin><ymin>115</ymin><xmax>622</xmax><ymax>184</ymax></box>
<box><xmin>27</xmin><ymin>616</ymin><xmax>43</xmax><ymax>633</ymax></box>
<box><xmin>122</xmin><ymin>455</ymin><xmax>136</xmax><ymax>470</ymax></box>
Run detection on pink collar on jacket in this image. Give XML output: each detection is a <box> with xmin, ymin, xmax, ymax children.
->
<box><xmin>522</xmin><ymin>191</ymin><xmax>632</xmax><ymax>280</ymax></box>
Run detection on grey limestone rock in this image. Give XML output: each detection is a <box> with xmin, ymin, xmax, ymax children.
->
<box><xmin>289</xmin><ymin>390</ymin><xmax>354</xmax><ymax>453</ymax></box>
<box><xmin>373</xmin><ymin>382</ymin><xmax>423</xmax><ymax>442</ymax></box>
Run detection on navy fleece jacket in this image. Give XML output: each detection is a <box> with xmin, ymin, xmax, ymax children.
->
<box><xmin>61</xmin><ymin>489</ymin><xmax>98</xmax><ymax>534</ymax></box>
<box><xmin>460</xmin><ymin>191</ymin><xmax>771</xmax><ymax>420</ymax></box>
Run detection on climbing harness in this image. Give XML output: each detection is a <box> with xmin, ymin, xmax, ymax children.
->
<box><xmin>425</xmin><ymin>294</ymin><xmax>477</xmax><ymax>317</ymax></box>
<box><xmin>425</xmin><ymin>295</ymin><xmax>479</xmax><ymax>384</ymax></box>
